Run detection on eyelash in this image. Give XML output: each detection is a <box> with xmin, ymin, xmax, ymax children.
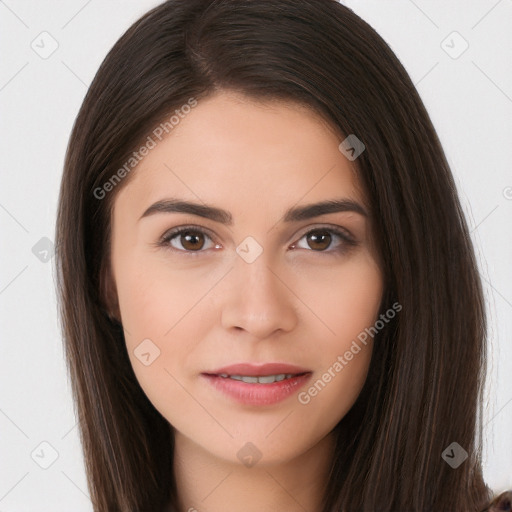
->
<box><xmin>156</xmin><ymin>224</ymin><xmax>358</xmax><ymax>256</ymax></box>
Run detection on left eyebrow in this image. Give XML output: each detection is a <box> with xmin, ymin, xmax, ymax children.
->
<box><xmin>138</xmin><ymin>197</ymin><xmax>368</xmax><ymax>224</ymax></box>
<box><xmin>283</xmin><ymin>199</ymin><xmax>368</xmax><ymax>222</ymax></box>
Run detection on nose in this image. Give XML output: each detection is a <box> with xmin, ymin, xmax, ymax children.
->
<box><xmin>219</xmin><ymin>250</ymin><xmax>298</xmax><ymax>340</ymax></box>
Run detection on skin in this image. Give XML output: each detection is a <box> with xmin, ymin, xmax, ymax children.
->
<box><xmin>107</xmin><ymin>91</ymin><xmax>384</xmax><ymax>512</ymax></box>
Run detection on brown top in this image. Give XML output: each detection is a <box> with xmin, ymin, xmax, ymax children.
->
<box><xmin>483</xmin><ymin>490</ymin><xmax>512</xmax><ymax>511</ymax></box>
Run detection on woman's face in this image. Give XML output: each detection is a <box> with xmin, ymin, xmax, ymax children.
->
<box><xmin>109</xmin><ymin>91</ymin><xmax>383</xmax><ymax>466</ymax></box>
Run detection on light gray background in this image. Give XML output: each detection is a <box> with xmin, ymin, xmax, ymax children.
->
<box><xmin>1</xmin><ymin>1</ymin><xmax>511</xmax><ymax>510</ymax></box>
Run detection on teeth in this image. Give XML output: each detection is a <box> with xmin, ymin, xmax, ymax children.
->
<box><xmin>218</xmin><ymin>373</ymin><xmax>295</xmax><ymax>384</ymax></box>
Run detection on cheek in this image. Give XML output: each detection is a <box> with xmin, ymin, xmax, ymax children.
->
<box><xmin>117</xmin><ymin>277</ymin><xmax>200</xmax><ymax>427</ymax></box>
<box><xmin>115</xmin><ymin>249</ymin><xmax>214</xmax><ymax>342</ymax></box>
<box><xmin>292</xmin><ymin>253</ymin><xmax>382</xmax><ymax>417</ymax></box>
<box><xmin>296</xmin><ymin>250</ymin><xmax>383</xmax><ymax>344</ymax></box>
<box><xmin>327</xmin><ymin>259</ymin><xmax>383</xmax><ymax>338</ymax></box>
<box><xmin>113</xmin><ymin>254</ymin><xmax>218</xmax><ymax>406</ymax></box>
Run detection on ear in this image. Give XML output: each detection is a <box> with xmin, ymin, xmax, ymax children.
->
<box><xmin>99</xmin><ymin>258</ymin><xmax>121</xmax><ymax>323</ymax></box>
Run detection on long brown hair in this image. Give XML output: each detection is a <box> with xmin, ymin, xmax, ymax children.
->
<box><xmin>55</xmin><ymin>0</ymin><xmax>498</xmax><ymax>510</ymax></box>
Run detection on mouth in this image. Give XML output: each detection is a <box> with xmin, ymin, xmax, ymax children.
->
<box><xmin>213</xmin><ymin>372</ymin><xmax>308</xmax><ymax>384</ymax></box>
<box><xmin>201</xmin><ymin>363</ymin><xmax>312</xmax><ymax>406</ymax></box>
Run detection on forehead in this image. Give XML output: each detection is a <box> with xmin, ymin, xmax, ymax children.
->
<box><xmin>113</xmin><ymin>91</ymin><xmax>366</xmax><ymax>221</ymax></box>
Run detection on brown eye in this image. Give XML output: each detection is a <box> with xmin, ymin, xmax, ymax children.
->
<box><xmin>179</xmin><ymin>230</ymin><xmax>205</xmax><ymax>251</ymax></box>
<box><xmin>306</xmin><ymin>230</ymin><xmax>332</xmax><ymax>251</ymax></box>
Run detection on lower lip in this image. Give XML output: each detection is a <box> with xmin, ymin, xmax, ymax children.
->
<box><xmin>201</xmin><ymin>373</ymin><xmax>312</xmax><ymax>406</ymax></box>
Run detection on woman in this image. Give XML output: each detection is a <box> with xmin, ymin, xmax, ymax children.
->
<box><xmin>55</xmin><ymin>0</ymin><xmax>511</xmax><ymax>510</ymax></box>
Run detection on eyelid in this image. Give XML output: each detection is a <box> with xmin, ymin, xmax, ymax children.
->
<box><xmin>157</xmin><ymin>224</ymin><xmax>218</xmax><ymax>254</ymax></box>
<box><xmin>293</xmin><ymin>222</ymin><xmax>355</xmax><ymax>244</ymax></box>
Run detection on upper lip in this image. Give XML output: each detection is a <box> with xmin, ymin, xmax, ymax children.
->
<box><xmin>204</xmin><ymin>363</ymin><xmax>311</xmax><ymax>376</ymax></box>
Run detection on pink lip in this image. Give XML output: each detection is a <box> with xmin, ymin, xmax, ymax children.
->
<box><xmin>201</xmin><ymin>362</ymin><xmax>312</xmax><ymax>406</ymax></box>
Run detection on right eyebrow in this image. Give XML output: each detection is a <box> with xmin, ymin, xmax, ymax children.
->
<box><xmin>139</xmin><ymin>199</ymin><xmax>233</xmax><ymax>225</ymax></box>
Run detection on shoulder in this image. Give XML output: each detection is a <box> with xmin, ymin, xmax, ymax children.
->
<box><xmin>481</xmin><ymin>490</ymin><xmax>512</xmax><ymax>512</ymax></box>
